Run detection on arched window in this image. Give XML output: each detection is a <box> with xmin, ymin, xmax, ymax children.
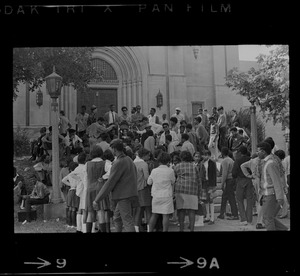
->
<box><xmin>91</xmin><ymin>58</ymin><xmax>117</xmax><ymax>82</ymax></box>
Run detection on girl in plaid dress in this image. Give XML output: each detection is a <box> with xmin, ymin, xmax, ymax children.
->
<box><xmin>174</xmin><ymin>150</ymin><xmax>201</xmax><ymax>232</ymax></box>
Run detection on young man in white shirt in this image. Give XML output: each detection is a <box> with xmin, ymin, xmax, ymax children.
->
<box><xmin>64</xmin><ymin>129</ymin><xmax>83</xmax><ymax>156</ymax></box>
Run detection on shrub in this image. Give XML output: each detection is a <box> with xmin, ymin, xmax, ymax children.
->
<box><xmin>13</xmin><ymin>126</ymin><xmax>31</xmax><ymax>157</ymax></box>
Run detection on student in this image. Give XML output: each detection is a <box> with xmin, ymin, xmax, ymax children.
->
<box><xmin>147</xmin><ymin>152</ymin><xmax>175</xmax><ymax>232</ymax></box>
<box><xmin>200</xmin><ymin>150</ymin><xmax>217</xmax><ymax>225</ymax></box>
<box><xmin>180</xmin><ymin>133</ymin><xmax>195</xmax><ymax>156</ymax></box>
<box><xmin>144</xmin><ymin>129</ymin><xmax>155</xmax><ymax>156</ymax></box>
<box><xmin>13</xmin><ymin>167</ymin><xmax>27</xmax><ymax>209</ymax></box>
<box><xmin>62</xmin><ymin>161</ymin><xmax>80</xmax><ymax>228</ymax></box>
<box><xmin>174</xmin><ymin>151</ymin><xmax>201</xmax><ymax>232</ymax></box>
<box><xmin>22</xmin><ymin>173</ymin><xmax>50</xmax><ymax>224</ymax></box>
<box><xmin>71</xmin><ymin>152</ymin><xmax>87</xmax><ymax>233</ymax></box>
<box><xmin>84</xmin><ymin>146</ymin><xmax>106</xmax><ymax>233</ymax></box>
<box><xmin>165</xmin><ymin>134</ymin><xmax>178</xmax><ymax>155</ymax></box>
<box><xmin>134</xmin><ymin>148</ymin><xmax>152</xmax><ymax>232</ymax></box>
<box><xmin>207</xmin><ymin>116</ymin><xmax>219</xmax><ymax>161</ymax></box>
<box><xmin>59</xmin><ymin>157</ymin><xmax>72</xmax><ymax>203</ymax></box>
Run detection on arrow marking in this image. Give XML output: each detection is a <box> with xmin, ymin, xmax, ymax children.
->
<box><xmin>167</xmin><ymin>256</ymin><xmax>194</xmax><ymax>268</ymax></box>
<box><xmin>24</xmin><ymin>257</ymin><xmax>51</xmax><ymax>269</ymax></box>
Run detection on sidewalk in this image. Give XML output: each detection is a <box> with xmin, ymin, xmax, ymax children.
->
<box><xmin>167</xmin><ymin>212</ymin><xmax>290</xmax><ymax>232</ymax></box>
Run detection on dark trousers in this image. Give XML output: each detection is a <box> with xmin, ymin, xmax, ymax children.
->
<box><xmin>218</xmin><ymin>127</ymin><xmax>227</xmax><ymax>151</ymax></box>
<box><xmin>262</xmin><ymin>194</ymin><xmax>288</xmax><ymax>231</ymax></box>
<box><xmin>220</xmin><ymin>179</ymin><xmax>239</xmax><ymax>217</ymax></box>
<box><xmin>235</xmin><ymin>177</ymin><xmax>254</xmax><ymax>223</ymax></box>
<box><xmin>25</xmin><ymin>195</ymin><xmax>49</xmax><ymax>221</ymax></box>
<box><xmin>113</xmin><ymin>197</ymin><xmax>137</xmax><ymax>232</ymax></box>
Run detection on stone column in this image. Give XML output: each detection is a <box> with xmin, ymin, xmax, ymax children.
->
<box><xmin>132</xmin><ymin>80</ymin><xmax>137</xmax><ymax>107</ymax></box>
<box><xmin>127</xmin><ymin>81</ymin><xmax>132</xmax><ymax>109</ymax></box>
<box><xmin>122</xmin><ymin>81</ymin><xmax>127</xmax><ymax>107</ymax></box>
<box><xmin>138</xmin><ymin>80</ymin><xmax>142</xmax><ymax>108</ymax></box>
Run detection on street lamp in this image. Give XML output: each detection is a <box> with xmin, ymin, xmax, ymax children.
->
<box><xmin>249</xmin><ymin>99</ymin><xmax>258</xmax><ymax>155</ymax></box>
<box><xmin>45</xmin><ymin>66</ymin><xmax>63</xmax><ymax>204</ymax></box>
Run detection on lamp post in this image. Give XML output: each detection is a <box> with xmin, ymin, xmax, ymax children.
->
<box><xmin>45</xmin><ymin>66</ymin><xmax>63</xmax><ymax>204</ymax></box>
<box><xmin>250</xmin><ymin>100</ymin><xmax>258</xmax><ymax>155</ymax></box>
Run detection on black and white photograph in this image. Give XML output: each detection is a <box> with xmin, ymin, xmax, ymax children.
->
<box><xmin>3</xmin><ymin>0</ymin><xmax>295</xmax><ymax>274</ymax></box>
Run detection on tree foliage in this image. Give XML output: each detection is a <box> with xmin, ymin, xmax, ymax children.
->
<box><xmin>13</xmin><ymin>47</ymin><xmax>99</xmax><ymax>100</ymax></box>
<box><xmin>225</xmin><ymin>45</ymin><xmax>289</xmax><ymax>127</ymax></box>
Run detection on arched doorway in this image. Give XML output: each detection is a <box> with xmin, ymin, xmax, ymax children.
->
<box><xmin>77</xmin><ymin>58</ymin><xmax>119</xmax><ymax>118</ymax></box>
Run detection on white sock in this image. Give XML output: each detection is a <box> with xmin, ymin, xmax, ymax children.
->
<box><xmin>134</xmin><ymin>226</ymin><xmax>139</xmax><ymax>232</ymax></box>
<box><xmin>210</xmin><ymin>203</ymin><xmax>214</xmax><ymax>221</ymax></box>
<box><xmin>205</xmin><ymin>204</ymin><xmax>210</xmax><ymax>220</ymax></box>
<box><xmin>147</xmin><ymin>224</ymin><xmax>150</xmax><ymax>232</ymax></box>
<box><xmin>76</xmin><ymin>214</ymin><xmax>82</xmax><ymax>232</ymax></box>
<box><xmin>92</xmin><ymin>222</ymin><xmax>97</xmax><ymax>233</ymax></box>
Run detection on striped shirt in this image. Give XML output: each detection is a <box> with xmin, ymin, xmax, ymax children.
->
<box><xmin>174</xmin><ymin>162</ymin><xmax>201</xmax><ymax>196</ymax></box>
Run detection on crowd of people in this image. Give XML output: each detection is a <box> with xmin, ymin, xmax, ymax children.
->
<box><xmin>14</xmin><ymin>104</ymin><xmax>290</xmax><ymax>232</ymax></box>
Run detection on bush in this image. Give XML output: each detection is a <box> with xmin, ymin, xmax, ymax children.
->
<box><xmin>14</xmin><ymin>126</ymin><xmax>31</xmax><ymax>157</ymax></box>
<box><xmin>226</xmin><ymin>108</ymin><xmax>266</xmax><ymax>146</ymax></box>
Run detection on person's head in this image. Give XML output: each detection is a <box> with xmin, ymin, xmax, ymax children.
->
<box><xmin>48</xmin><ymin>126</ymin><xmax>52</xmax><ymax>133</ymax></box>
<box><xmin>158</xmin><ymin>152</ymin><xmax>171</xmax><ymax>165</ymax></box>
<box><xmin>68</xmin><ymin>128</ymin><xmax>76</xmax><ymax>138</ymax></box>
<box><xmin>90</xmin><ymin>145</ymin><xmax>103</xmax><ymax>159</ymax></box>
<box><xmin>110</xmin><ymin>139</ymin><xmax>125</xmax><ymax>155</ymax></box>
<box><xmin>136</xmin><ymin>105</ymin><xmax>141</xmax><ymax>113</ymax></box>
<box><xmin>180</xmin><ymin>120</ymin><xmax>187</xmax><ymax>127</ymax></box>
<box><xmin>202</xmin><ymin>150</ymin><xmax>212</xmax><ymax>161</ymax></box>
<box><xmin>146</xmin><ymin>129</ymin><xmax>154</xmax><ymax>137</ymax></box>
<box><xmin>77</xmin><ymin>152</ymin><xmax>86</xmax><ymax>165</ymax></box>
<box><xmin>162</xmin><ymin>113</ymin><xmax>167</xmax><ymax>120</ymax></box>
<box><xmin>264</xmin><ymin>137</ymin><xmax>275</xmax><ymax>150</ymax></box>
<box><xmin>274</xmin><ymin>150</ymin><xmax>286</xmax><ymax>161</ymax></box>
<box><xmin>232</xmin><ymin>109</ymin><xmax>237</xmax><ymax>116</ymax></box>
<box><xmin>131</xmin><ymin>107</ymin><xmax>137</xmax><ymax>114</ymax></box>
<box><xmin>238</xmin><ymin>129</ymin><xmax>244</xmax><ymax>136</ymax></box>
<box><xmin>100</xmin><ymin>132</ymin><xmax>109</xmax><ymax>142</ymax></box>
<box><xmin>180</xmin><ymin>150</ymin><xmax>193</xmax><ymax>162</ymax></box>
<box><xmin>193</xmin><ymin>152</ymin><xmax>201</xmax><ymax>163</ymax></box>
<box><xmin>257</xmin><ymin>142</ymin><xmax>272</xmax><ymax>159</ymax></box>
<box><xmin>97</xmin><ymin>116</ymin><xmax>105</xmax><ymax>124</ymax></box>
<box><xmin>40</xmin><ymin>127</ymin><xmax>47</xmax><ymax>135</ymax></box>
<box><xmin>233</xmin><ymin>122</ymin><xmax>239</xmax><ymax>127</ymax></box>
<box><xmin>198</xmin><ymin>108</ymin><xmax>203</xmax><ymax>114</ymax></box>
<box><xmin>170</xmin><ymin>117</ymin><xmax>178</xmax><ymax>126</ymax></box>
<box><xmin>212</xmin><ymin>107</ymin><xmax>217</xmax><ymax>113</ymax></box>
<box><xmin>150</xmin><ymin>107</ymin><xmax>156</xmax><ymax>116</ymax></box>
<box><xmin>230</xmin><ymin>127</ymin><xmax>238</xmax><ymax>135</ymax></box>
<box><xmin>237</xmin><ymin>145</ymin><xmax>248</xmax><ymax>156</ymax></box>
<box><xmin>91</xmin><ymin>105</ymin><xmax>97</xmax><ymax>113</ymax></box>
<box><xmin>60</xmin><ymin>110</ymin><xmax>65</xmax><ymax>116</ymax></box>
<box><xmin>217</xmin><ymin>106</ymin><xmax>224</xmax><ymax>114</ymax></box>
<box><xmin>138</xmin><ymin>148</ymin><xmax>151</xmax><ymax>161</ymax></box>
<box><xmin>179</xmin><ymin>125</ymin><xmax>185</xmax><ymax>134</ymax></box>
<box><xmin>68</xmin><ymin>161</ymin><xmax>78</xmax><ymax>172</ymax></box>
<box><xmin>109</xmin><ymin>104</ymin><xmax>115</xmax><ymax>112</ymax></box>
<box><xmin>181</xmin><ymin>133</ymin><xmax>189</xmax><ymax>142</ymax></box>
<box><xmin>208</xmin><ymin>116</ymin><xmax>216</xmax><ymax>124</ymax></box>
<box><xmin>221</xmin><ymin>147</ymin><xmax>230</xmax><ymax>157</ymax></box>
<box><xmin>121</xmin><ymin>106</ymin><xmax>128</xmax><ymax>114</ymax></box>
<box><xmin>186</xmin><ymin>123</ymin><xmax>193</xmax><ymax>132</ymax></box>
<box><xmin>203</xmin><ymin>108</ymin><xmax>208</xmax><ymax>115</ymax></box>
<box><xmin>103</xmin><ymin>149</ymin><xmax>115</xmax><ymax>162</ymax></box>
<box><xmin>194</xmin><ymin>116</ymin><xmax>202</xmax><ymax>125</ymax></box>
<box><xmin>81</xmin><ymin>105</ymin><xmax>86</xmax><ymax>114</ymax></box>
<box><xmin>162</xmin><ymin>123</ymin><xmax>169</xmax><ymax>132</ymax></box>
<box><xmin>175</xmin><ymin>107</ymin><xmax>181</xmax><ymax>114</ymax></box>
<box><xmin>165</xmin><ymin>134</ymin><xmax>172</xmax><ymax>144</ymax></box>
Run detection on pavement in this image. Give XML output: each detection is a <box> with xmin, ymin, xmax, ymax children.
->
<box><xmin>166</xmin><ymin>211</ymin><xmax>290</xmax><ymax>232</ymax></box>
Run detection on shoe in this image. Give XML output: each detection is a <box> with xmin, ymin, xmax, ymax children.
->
<box><xmin>279</xmin><ymin>215</ymin><xmax>288</xmax><ymax>219</ymax></box>
<box><xmin>253</xmin><ymin>213</ymin><xmax>258</xmax><ymax>216</ymax></box>
<box><xmin>20</xmin><ymin>206</ymin><xmax>25</xmax><ymax>210</ymax></box>
<box><xmin>217</xmin><ymin>215</ymin><xmax>224</xmax><ymax>219</ymax></box>
<box><xmin>256</xmin><ymin>223</ymin><xmax>265</xmax><ymax>229</ymax></box>
<box><xmin>240</xmin><ymin>221</ymin><xmax>248</xmax><ymax>226</ymax></box>
<box><xmin>208</xmin><ymin>220</ymin><xmax>215</xmax><ymax>225</ymax></box>
<box><xmin>204</xmin><ymin>219</ymin><xmax>210</xmax><ymax>223</ymax></box>
<box><xmin>226</xmin><ymin>213</ymin><xmax>232</xmax><ymax>217</ymax></box>
<box><xmin>228</xmin><ymin>216</ymin><xmax>239</xmax><ymax>220</ymax></box>
<box><xmin>22</xmin><ymin>220</ymin><xmax>27</xmax><ymax>225</ymax></box>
